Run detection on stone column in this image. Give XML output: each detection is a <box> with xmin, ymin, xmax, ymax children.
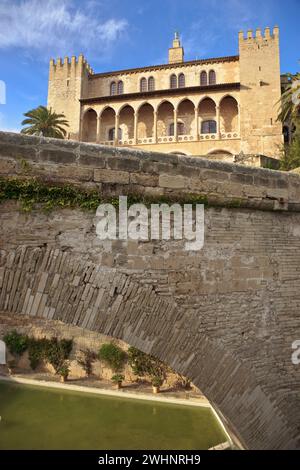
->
<box><xmin>134</xmin><ymin>110</ymin><xmax>138</xmax><ymax>144</ymax></box>
<box><xmin>238</xmin><ymin>104</ymin><xmax>241</xmax><ymax>136</ymax></box>
<box><xmin>153</xmin><ymin>111</ymin><xmax>158</xmax><ymax>143</ymax></box>
<box><xmin>216</xmin><ymin>105</ymin><xmax>221</xmax><ymax>139</ymax></box>
<box><xmin>194</xmin><ymin>107</ymin><xmax>199</xmax><ymax>141</ymax></box>
<box><xmin>96</xmin><ymin>115</ymin><xmax>101</xmax><ymax>143</ymax></box>
<box><xmin>174</xmin><ymin>109</ymin><xmax>178</xmax><ymax>141</ymax></box>
<box><xmin>114</xmin><ymin>113</ymin><xmax>120</xmax><ymax>145</ymax></box>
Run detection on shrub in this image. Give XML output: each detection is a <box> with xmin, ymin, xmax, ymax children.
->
<box><xmin>151</xmin><ymin>376</ymin><xmax>163</xmax><ymax>387</ymax></box>
<box><xmin>57</xmin><ymin>361</ymin><xmax>70</xmax><ymax>378</ymax></box>
<box><xmin>127</xmin><ymin>347</ymin><xmax>167</xmax><ymax>379</ymax></box>
<box><xmin>98</xmin><ymin>343</ymin><xmax>126</xmax><ymax>372</ymax></box>
<box><xmin>3</xmin><ymin>330</ymin><xmax>29</xmax><ymax>356</ymax></box>
<box><xmin>111</xmin><ymin>374</ymin><xmax>125</xmax><ymax>384</ymax></box>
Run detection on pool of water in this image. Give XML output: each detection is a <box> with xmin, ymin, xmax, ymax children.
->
<box><xmin>0</xmin><ymin>381</ymin><xmax>227</xmax><ymax>450</ymax></box>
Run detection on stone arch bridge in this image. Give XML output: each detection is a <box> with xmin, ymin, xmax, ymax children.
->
<box><xmin>0</xmin><ymin>131</ymin><xmax>300</xmax><ymax>449</ymax></box>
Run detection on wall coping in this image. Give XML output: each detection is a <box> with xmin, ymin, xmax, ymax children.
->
<box><xmin>1</xmin><ymin>131</ymin><xmax>300</xmax><ymax>212</ymax></box>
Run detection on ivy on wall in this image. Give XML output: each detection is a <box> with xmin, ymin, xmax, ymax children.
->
<box><xmin>0</xmin><ymin>177</ymin><xmax>211</xmax><ymax>212</ymax></box>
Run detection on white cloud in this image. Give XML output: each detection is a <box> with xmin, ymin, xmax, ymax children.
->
<box><xmin>0</xmin><ymin>0</ymin><xmax>128</xmax><ymax>58</ymax></box>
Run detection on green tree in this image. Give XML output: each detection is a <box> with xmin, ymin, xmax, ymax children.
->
<box><xmin>277</xmin><ymin>72</ymin><xmax>300</xmax><ymax>128</ymax></box>
<box><xmin>280</xmin><ymin>131</ymin><xmax>300</xmax><ymax>171</ymax></box>
<box><xmin>21</xmin><ymin>106</ymin><xmax>69</xmax><ymax>139</ymax></box>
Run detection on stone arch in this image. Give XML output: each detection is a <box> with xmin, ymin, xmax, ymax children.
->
<box><xmin>119</xmin><ymin>105</ymin><xmax>135</xmax><ymax>141</ymax></box>
<box><xmin>100</xmin><ymin>106</ymin><xmax>116</xmax><ymax>141</ymax></box>
<box><xmin>177</xmin><ymin>99</ymin><xmax>195</xmax><ymax>136</ymax></box>
<box><xmin>0</xmin><ymin>340</ymin><xmax>6</xmax><ymax>364</ymax></box>
<box><xmin>0</xmin><ymin>244</ymin><xmax>298</xmax><ymax>450</ymax></box>
<box><xmin>137</xmin><ymin>103</ymin><xmax>154</xmax><ymax>139</ymax></box>
<box><xmin>81</xmin><ymin>108</ymin><xmax>97</xmax><ymax>143</ymax></box>
<box><xmin>198</xmin><ymin>98</ymin><xmax>216</xmax><ymax>135</ymax></box>
<box><xmin>157</xmin><ymin>101</ymin><xmax>175</xmax><ymax>138</ymax></box>
<box><xmin>207</xmin><ymin>149</ymin><xmax>233</xmax><ymax>162</ymax></box>
<box><xmin>219</xmin><ymin>95</ymin><xmax>239</xmax><ymax>133</ymax></box>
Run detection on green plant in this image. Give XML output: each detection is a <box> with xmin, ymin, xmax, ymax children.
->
<box><xmin>45</xmin><ymin>338</ymin><xmax>73</xmax><ymax>373</ymax></box>
<box><xmin>21</xmin><ymin>105</ymin><xmax>69</xmax><ymax>139</ymax></box>
<box><xmin>98</xmin><ymin>343</ymin><xmax>127</xmax><ymax>372</ymax></box>
<box><xmin>3</xmin><ymin>330</ymin><xmax>28</xmax><ymax>356</ymax></box>
<box><xmin>151</xmin><ymin>376</ymin><xmax>163</xmax><ymax>387</ymax></box>
<box><xmin>57</xmin><ymin>361</ymin><xmax>70</xmax><ymax>378</ymax></box>
<box><xmin>280</xmin><ymin>131</ymin><xmax>300</xmax><ymax>171</ymax></box>
<box><xmin>24</xmin><ymin>336</ymin><xmax>72</xmax><ymax>371</ymax></box>
<box><xmin>111</xmin><ymin>374</ymin><xmax>125</xmax><ymax>384</ymax></box>
<box><xmin>77</xmin><ymin>349</ymin><xmax>97</xmax><ymax>376</ymax></box>
<box><xmin>127</xmin><ymin>347</ymin><xmax>168</xmax><ymax>379</ymax></box>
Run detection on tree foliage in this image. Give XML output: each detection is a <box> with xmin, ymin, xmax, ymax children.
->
<box><xmin>21</xmin><ymin>106</ymin><xmax>69</xmax><ymax>139</ymax></box>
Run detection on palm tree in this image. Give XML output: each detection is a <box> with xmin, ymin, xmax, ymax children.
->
<box><xmin>277</xmin><ymin>72</ymin><xmax>300</xmax><ymax>125</ymax></box>
<box><xmin>21</xmin><ymin>106</ymin><xmax>69</xmax><ymax>139</ymax></box>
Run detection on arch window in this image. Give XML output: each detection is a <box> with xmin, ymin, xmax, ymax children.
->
<box><xmin>209</xmin><ymin>70</ymin><xmax>216</xmax><ymax>85</ymax></box>
<box><xmin>169</xmin><ymin>122</ymin><xmax>185</xmax><ymax>136</ymax></box>
<box><xmin>170</xmin><ymin>74</ymin><xmax>177</xmax><ymax>89</ymax></box>
<box><xmin>148</xmin><ymin>76</ymin><xmax>155</xmax><ymax>91</ymax></box>
<box><xmin>178</xmin><ymin>73</ymin><xmax>185</xmax><ymax>88</ymax></box>
<box><xmin>201</xmin><ymin>120</ymin><xmax>217</xmax><ymax>134</ymax></box>
<box><xmin>200</xmin><ymin>71</ymin><xmax>208</xmax><ymax>86</ymax></box>
<box><xmin>108</xmin><ymin>127</ymin><xmax>122</xmax><ymax>141</ymax></box>
<box><xmin>117</xmin><ymin>81</ymin><xmax>124</xmax><ymax>94</ymax></box>
<box><xmin>140</xmin><ymin>77</ymin><xmax>147</xmax><ymax>92</ymax></box>
<box><xmin>110</xmin><ymin>81</ymin><xmax>116</xmax><ymax>96</ymax></box>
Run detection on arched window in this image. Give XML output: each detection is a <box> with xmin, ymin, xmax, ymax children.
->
<box><xmin>169</xmin><ymin>122</ymin><xmax>185</xmax><ymax>136</ymax></box>
<box><xmin>110</xmin><ymin>81</ymin><xmax>116</xmax><ymax>96</ymax></box>
<box><xmin>209</xmin><ymin>70</ymin><xmax>216</xmax><ymax>85</ymax></box>
<box><xmin>117</xmin><ymin>81</ymin><xmax>124</xmax><ymax>94</ymax></box>
<box><xmin>170</xmin><ymin>74</ymin><xmax>177</xmax><ymax>89</ymax></box>
<box><xmin>148</xmin><ymin>76</ymin><xmax>155</xmax><ymax>91</ymax></box>
<box><xmin>201</xmin><ymin>120</ymin><xmax>217</xmax><ymax>134</ymax></box>
<box><xmin>178</xmin><ymin>73</ymin><xmax>185</xmax><ymax>88</ymax></box>
<box><xmin>108</xmin><ymin>127</ymin><xmax>122</xmax><ymax>141</ymax></box>
<box><xmin>140</xmin><ymin>77</ymin><xmax>147</xmax><ymax>92</ymax></box>
<box><xmin>200</xmin><ymin>71</ymin><xmax>207</xmax><ymax>86</ymax></box>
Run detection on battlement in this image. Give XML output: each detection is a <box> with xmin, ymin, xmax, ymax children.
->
<box><xmin>238</xmin><ymin>25</ymin><xmax>279</xmax><ymax>42</ymax></box>
<box><xmin>49</xmin><ymin>54</ymin><xmax>94</xmax><ymax>75</ymax></box>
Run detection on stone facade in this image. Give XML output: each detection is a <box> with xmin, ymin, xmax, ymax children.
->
<box><xmin>1</xmin><ymin>132</ymin><xmax>300</xmax><ymax>449</ymax></box>
<box><xmin>47</xmin><ymin>28</ymin><xmax>283</xmax><ymax>158</ymax></box>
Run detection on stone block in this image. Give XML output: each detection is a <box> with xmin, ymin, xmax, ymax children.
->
<box><xmin>94</xmin><ymin>169</ymin><xmax>129</xmax><ymax>184</ymax></box>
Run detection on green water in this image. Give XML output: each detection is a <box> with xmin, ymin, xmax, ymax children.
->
<box><xmin>0</xmin><ymin>381</ymin><xmax>226</xmax><ymax>450</ymax></box>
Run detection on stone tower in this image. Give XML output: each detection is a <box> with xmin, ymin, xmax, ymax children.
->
<box><xmin>168</xmin><ymin>32</ymin><xmax>184</xmax><ymax>64</ymax></box>
<box><xmin>47</xmin><ymin>55</ymin><xmax>92</xmax><ymax>140</ymax></box>
<box><xmin>239</xmin><ymin>26</ymin><xmax>283</xmax><ymax>155</ymax></box>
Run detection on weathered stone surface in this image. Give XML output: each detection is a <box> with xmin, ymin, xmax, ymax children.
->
<box><xmin>94</xmin><ymin>168</ymin><xmax>129</xmax><ymax>184</ymax></box>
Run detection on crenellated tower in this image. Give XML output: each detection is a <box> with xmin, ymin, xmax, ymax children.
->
<box><xmin>47</xmin><ymin>54</ymin><xmax>93</xmax><ymax>140</ymax></box>
<box><xmin>239</xmin><ymin>26</ymin><xmax>283</xmax><ymax>155</ymax></box>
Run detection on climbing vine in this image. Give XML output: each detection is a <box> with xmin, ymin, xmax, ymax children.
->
<box><xmin>0</xmin><ymin>177</ymin><xmax>211</xmax><ymax>212</ymax></box>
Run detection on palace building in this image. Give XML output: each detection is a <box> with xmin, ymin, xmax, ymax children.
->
<box><xmin>47</xmin><ymin>27</ymin><xmax>283</xmax><ymax>160</ymax></box>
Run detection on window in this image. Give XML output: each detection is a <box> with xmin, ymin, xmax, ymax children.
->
<box><xmin>178</xmin><ymin>73</ymin><xmax>185</xmax><ymax>88</ymax></box>
<box><xmin>117</xmin><ymin>81</ymin><xmax>124</xmax><ymax>94</ymax></box>
<box><xmin>178</xmin><ymin>122</ymin><xmax>185</xmax><ymax>135</ymax></box>
<box><xmin>201</xmin><ymin>120</ymin><xmax>217</xmax><ymax>134</ymax></box>
<box><xmin>209</xmin><ymin>70</ymin><xmax>216</xmax><ymax>85</ymax></box>
<box><xmin>140</xmin><ymin>77</ymin><xmax>147</xmax><ymax>92</ymax></box>
<box><xmin>169</xmin><ymin>122</ymin><xmax>185</xmax><ymax>136</ymax></box>
<box><xmin>108</xmin><ymin>127</ymin><xmax>122</xmax><ymax>141</ymax></box>
<box><xmin>148</xmin><ymin>76</ymin><xmax>155</xmax><ymax>91</ymax></box>
<box><xmin>170</xmin><ymin>74</ymin><xmax>177</xmax><ymax>89</ymax></box>
<box><xmin>110</xmin><ymin>81</ymin><xmax>116</xmax><ymax>96</ymax></box>
<box><xmin>200</xmin><ymin>71</ymin><xmax>207</xmax><ymax>86</ymax></box>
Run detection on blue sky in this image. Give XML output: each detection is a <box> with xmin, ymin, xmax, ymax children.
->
<box><xmin>0</xmin><ymin>0</ymin><xmax>299</xmax><ymax>132</ymax></box>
